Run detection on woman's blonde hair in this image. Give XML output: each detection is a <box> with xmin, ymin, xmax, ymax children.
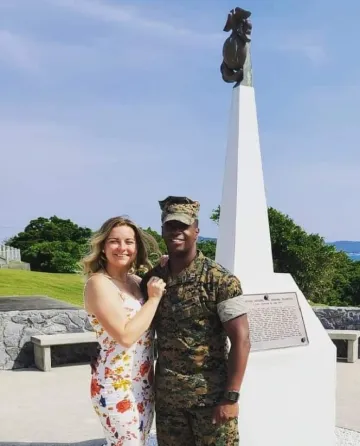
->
<box><xmin>81</xmin><ymin>216</ymin><xmax>160</xmax><ymax>277</ymax></box>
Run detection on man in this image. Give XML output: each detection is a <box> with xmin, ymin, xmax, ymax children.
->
<box><xmin>141</xmin><ymin>196</ymin><xmax>250</xmax><ymax>446</ymax></box>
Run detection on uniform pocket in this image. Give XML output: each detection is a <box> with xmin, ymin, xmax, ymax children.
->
<box><xmin>171</xmin><ymin>285</ymin><xmax>217</xmax><ymax>321</ymax></box>
<box><xmin>172</xmin><ymin>296</ymin><xmax>204</xmax><ymax>320</ymax></box>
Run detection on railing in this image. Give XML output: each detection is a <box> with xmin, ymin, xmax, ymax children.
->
<box><xmin>0</xmin><ymin>244</ymin><xmax>21</xmax><ymax>263</ymax></box>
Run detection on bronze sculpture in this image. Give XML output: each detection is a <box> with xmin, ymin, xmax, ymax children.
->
<box><xmin>220</xmin><ymin>7</ymin><xmax>252</xmax><ymax>86</ymax></box>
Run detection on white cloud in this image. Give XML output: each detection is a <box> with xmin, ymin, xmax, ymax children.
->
<box><xmin>0</xmin><ymin>0</ymin><xmax>221</xmax><ymax>76</ymax></box>
<box><xmin>0</xmin><ymin>117</ymin><xmax>161</xmax><ymax>164</ymax></box>
<box><xmin>261</xmin><ymin>28</ymin><xmax>327</xmax><ymax>66</ymax></box>
<box><xmin>48</xmin><ymin>0</ymin><xmax>222</xmax><ymax>48</ymax></box>
<box><xmin>278</xmin><ymin>40</ymin><xmax>327</xmax><ymax>65</ymax></box>
<box><xmin>0</xmin><ymin>29</ymin><xmax>166</xmax><ymax>78</ymax></box>
<box><xmin>0</xmin><ymin>30</ymin><xmax>39</xmax><ymax>72</ymax></box>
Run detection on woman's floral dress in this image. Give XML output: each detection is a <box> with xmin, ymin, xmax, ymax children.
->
<box><xmin>87</xmin><ymin>280</ymin><xmax>155</xmax><ymax>446</ymax></box>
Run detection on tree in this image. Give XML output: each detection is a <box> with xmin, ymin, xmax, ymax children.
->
<box><xmin>210</xmin><ymin>206</ymin><xmax>220</xmax><ymax>225</ymax></box>
<box><xmin>267</xmin><ymin>207</ymin><xmax>342</xmax><ymax>304</ymax></box>
<box><xmin>210</xmin><ymin>205</ymin><xmax>356</xmax><ymax>305</ymax></box>
<box><xmin>197</xmin><ymin>239</ymin><xmax>216</xmax><ymax>260</ymax></box>
<box><xmin>141</xmin><ymin>227</ymin><xmax>167</xmax><ymax>272</ymax></box>
<box><xmin>7</xmin><ymin>216</ymin><xmax>92</xmax><ymax>273</ymax></box>
<box><xmin>337</xmin><ymin>259</ymin><xmax>360</xmax><ymax>306</ymax></box>
<box><xmin>143</xmin><ymin>227</ymin><xmax>167</xmax><ymax>255</ymax></box>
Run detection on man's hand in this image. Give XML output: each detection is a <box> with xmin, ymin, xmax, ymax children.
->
<box><xmin>160</xmin><ymin>255</ymin><xmax>169</xmax><ymax>267</ymax></box>
<box><xmin>212</xmin><ymin>401</ymin><xmax>239</xmax><ymax>425</ymax></box>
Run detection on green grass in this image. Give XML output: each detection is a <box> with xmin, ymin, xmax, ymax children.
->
<box><xmin>308</xmin><ymin>301</ymin><xmax>328</xmax><ymax>307</ymax></box>
<box><xmin>0</xmin><ymin>269</ymin><xmax>329</xmax><ymax>308</ymax></box>
<box><xmin>0</xmin><ymin>269</ymin><xmax>84</xmax><ymax>306</ymax></box>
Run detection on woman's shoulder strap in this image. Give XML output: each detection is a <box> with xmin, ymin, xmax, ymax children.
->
<box><xmin>85</xmin><ymin>273</ymin><xmax>123</xmax><ymax>297</ymax></box>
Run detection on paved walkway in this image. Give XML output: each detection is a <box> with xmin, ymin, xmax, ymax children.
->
<box><xmin>336</xmin><ymin>361</ymin><xmax>360</xmax><ymax>431</ymax></box>
<box><xmin>0</xmin><ymin>365</ymin><xmax>103</xmax><ymax>444</ymax></box>
<box><xmin>0</xmin><ymin>361</ymin><xmax>359</xmax><ymax>444</ymax></box>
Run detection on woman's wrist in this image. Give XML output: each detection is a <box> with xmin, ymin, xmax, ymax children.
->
<box><xmin>147</xmin><ymin>295</ymin><xmax>161</xmax><ymax>304</ymax></box>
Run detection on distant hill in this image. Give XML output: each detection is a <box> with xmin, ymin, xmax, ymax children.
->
<box><xmin>327</xmin><ymin>241</ymin><xmax>360</xmax><ymax>254</ymax></box>
<box><xmin>201</xmin><ymin>237</ymin><xmax>360</xmax><ymax>251</ymax></box>
<box><xmin>199</xmin><ymin>237</ymin><xmax>360</xmax><ymax>261</ymax></box>
<box><xmin>198</xmin><ymin>236</ymin><xmax>216</xmax><ymax>242</ymax></box>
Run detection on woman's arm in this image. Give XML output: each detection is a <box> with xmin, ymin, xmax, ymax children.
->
<box><xmin>85</xmin><ymin>275</ymin><xmax>165</xmax><ymax>348</ymax></box>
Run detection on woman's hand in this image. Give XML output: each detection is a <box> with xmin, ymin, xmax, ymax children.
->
<box><xmin>147</xmin><ymin>276</ymin><xmax>166</xmax><ymax>301</ymax></box>
<box><xmin>160</xmin><ymin>255</ymin><xmax>169</xmax><ymax>267</ymax></box>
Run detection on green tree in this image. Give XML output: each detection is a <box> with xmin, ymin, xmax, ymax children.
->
<box><xmin>267</xmin><ymin>207</ymin><xmax>340</xmax><ymax>304</ymax></box>
<box><xmin>210</xmin><ymin>206</ymin><xmax>220</xmax><ymax>225</ymax></box>
<box><xmin>210</xmin><ymin>205</ymin><xmax>355</xmax><ymax>305</ymax></box>
<box><xmin>142</xmin><ymin>227</ymin><xmax>167</xmax><ymax>267</ymax></box>
<box><xmin>7</xmin><ymin>216</ymin><xmax>92</xmax><ymax>273</ymax></box>
<box><xmin>143</xmin><ymin>227</ymin><xmax>167</xmax><ymax>254</ymax></box>
<box><xmin>197</xmin><ymin>239</ymin><xmax>216</xmax><ymax>260</ymax></box>
<box><xmin>337</xmin><ymin>259</ymin><xmax>360</xmax><ymax>306</ymax></box>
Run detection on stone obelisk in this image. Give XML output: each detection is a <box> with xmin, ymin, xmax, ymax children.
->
<box><xmin>216</xmin><ymin>43</ymin><xmax>273</xmax><ymax>280</ymax></box>
<box><xmin>216</xmin><ymin>7</ymin><xmax>336</xmax><ymax>446</ymax></box>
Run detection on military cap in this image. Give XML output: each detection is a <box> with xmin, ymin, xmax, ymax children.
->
<box><xmin>159</xmin><ymin>196</ymin><xmax>200</xmax><ymax>226</ymax></box>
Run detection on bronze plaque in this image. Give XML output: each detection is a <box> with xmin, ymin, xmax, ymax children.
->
<box><xmin>243</xmin><ymin>292</ymin><xmax>309</xmax><ymax>351</ymax></box>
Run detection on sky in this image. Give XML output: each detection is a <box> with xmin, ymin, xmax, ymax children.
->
<box><xmin>1</xmin><ymin>0</ymin><xmax>359</xmax><ymax>243</ymax></box>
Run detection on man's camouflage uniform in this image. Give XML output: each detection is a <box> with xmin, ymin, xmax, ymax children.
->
<box><xmin>141</xmin><ymin>196</ymin><xmax>248</xmax><ymax>446</ymax></box>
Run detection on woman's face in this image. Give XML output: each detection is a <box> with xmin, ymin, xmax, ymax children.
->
<box><xmin>103</xmin><ymin>225</ymin><xmax>137</xmax><ymax>271</ymax></box>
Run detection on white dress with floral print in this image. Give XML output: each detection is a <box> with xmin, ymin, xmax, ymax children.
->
<box><xmin>87</xmin><ymin>280</ymin><xmax>155</xmax><ymax>446</ymax></box>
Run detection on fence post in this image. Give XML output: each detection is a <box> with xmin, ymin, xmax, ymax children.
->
<box><xmin>0</xmin><ymin>244</ymin><xmax>22</xmax><ymax>264</ymax></box>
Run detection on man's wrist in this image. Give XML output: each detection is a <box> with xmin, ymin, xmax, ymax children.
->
<box><xmin>222</xmin><ymin>389</ymin><xmax>240</xmax><ymax>403</ymax></box>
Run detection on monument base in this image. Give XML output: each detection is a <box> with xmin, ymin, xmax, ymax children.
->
<box><xmin>238</xmin><ymin>272</ymin><xmax>336</xmax><ymax>446</ymax></box>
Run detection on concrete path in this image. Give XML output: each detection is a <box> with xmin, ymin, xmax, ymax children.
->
<box><xmin>0</xmin><ymin>365</ymin><xmax>102</xmax><ymax>444</ymax></box>
<box><xmin>0</xmin><ymin>361</ymin><xmax>359</xmax><ymax>444</ymax></box>
<box><xmin>336</xmin><ymin>361</ymin><xmax>360</xmax><ymax>432</ymax></box>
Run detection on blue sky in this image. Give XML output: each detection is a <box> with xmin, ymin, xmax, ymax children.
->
<box><xmin>1</xmin><ymin>0</ymin><xmax>359</xmax><ymax>243</ymax></box>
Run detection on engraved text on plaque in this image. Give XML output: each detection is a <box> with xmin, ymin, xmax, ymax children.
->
<box><xmin>243</xmin><ymin>292</ymin><xmax>309</xmax><ymax>351</ymax></box>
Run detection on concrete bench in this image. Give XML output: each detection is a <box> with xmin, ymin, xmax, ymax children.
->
<box><xmin>31</xmin><ymin>332</ymin><xmax>97</xmax><ymax>371</ymax></box>
<box><xmin>327</xmin><ymin>329</ymin><xmax>360</xmax><ymax>363</ymax></box>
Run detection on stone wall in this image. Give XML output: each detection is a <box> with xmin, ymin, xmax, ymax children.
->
<box><xmin>1</xmin><ymin>305</ymin><xmax>360</xmax><ymax>370</ymax></box>
<box><xmin>313</xmin><ymin>306</ymin><xmax>360</xmax><ymax>359</ymax></box>
<box><xmin>0</xmin><ymin>262</ymin><xmax>31</xmax><ymax>270</ymax></box>
<box><xmin>0</xmin><ymin>308</ymin><xmax>96</xmax><ymax>370</ymax></box>
<box><xmin>313</xmin><ymin>306</ymin><xmax>360</xmax><ymax>330</ymax></box>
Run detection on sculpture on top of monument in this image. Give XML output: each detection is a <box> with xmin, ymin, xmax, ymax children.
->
<box><xmin>220</xmin><ymin>7</ymin><xmax>252</xmax><ymax>86</ymax></box>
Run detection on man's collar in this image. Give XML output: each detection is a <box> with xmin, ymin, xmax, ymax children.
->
<box><xmin>161</xmin><ymin>250</ymin><xmax>204</xmax><ymax>285</ymax></box>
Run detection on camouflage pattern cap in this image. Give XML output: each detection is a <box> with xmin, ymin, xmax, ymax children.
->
<box><xmin>159</xmin><ymin>196</ymin><xmax>200</xmax><ymax>226</ymax></box>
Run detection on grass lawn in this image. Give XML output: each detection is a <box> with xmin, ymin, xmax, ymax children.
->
<box><xmin>0</xmin><ymin>269</ymin><xmax>84</xmax><ymax>306</ymax></box>
<box><xmin>0</xmin><ymin>269</ymin><xmax>327</xmax><ymax>308</ymax></box>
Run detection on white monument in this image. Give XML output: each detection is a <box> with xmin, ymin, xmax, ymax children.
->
<box><xmin>216</xmin><ymin>7</ymin><xmax>336</xmax><ymax>446</ymax></box>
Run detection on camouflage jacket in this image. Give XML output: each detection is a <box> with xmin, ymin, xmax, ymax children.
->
<box><xmin>141</xmin><ymin>251</ymin><xmax>247</xmax><ymax>409</ymax></box>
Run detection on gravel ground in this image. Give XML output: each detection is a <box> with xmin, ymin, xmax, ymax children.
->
<box><xmin>145</xmin><ymin>427</ymin><xmax>360</xmax><ymax>446</ymax></box>
<box><xmin>336</xmin><ymin>428</ymin><xmax>360</xmax><ymax>446</ymax></box>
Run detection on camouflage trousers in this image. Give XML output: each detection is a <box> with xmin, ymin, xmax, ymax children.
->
<box><xmin>156</xmin><ymin>406</ymin><xmax>239</xmax><ymax>446</ymax></box>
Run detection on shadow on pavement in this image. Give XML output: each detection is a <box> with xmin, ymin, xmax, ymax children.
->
<box><xmin>0</xmin><ymin>441</ymin><xmax>105</xmax><ymax>446</ymax></box>
<box><xmin>0</xmin><ymin>432</ymin><xmax>158</xmax><ymax>446</ymax></box>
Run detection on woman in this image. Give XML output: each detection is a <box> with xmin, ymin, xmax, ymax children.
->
<box><xmin>82</xmin><ymin>216</ymin><xmax>166</xmax><ymax>446</ymax></box>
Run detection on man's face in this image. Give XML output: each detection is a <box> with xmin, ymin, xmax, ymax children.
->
<box><xmin>162</xmin><ymin>220</ymin><xmax>199</xmax><ymax>255</ymax></box>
